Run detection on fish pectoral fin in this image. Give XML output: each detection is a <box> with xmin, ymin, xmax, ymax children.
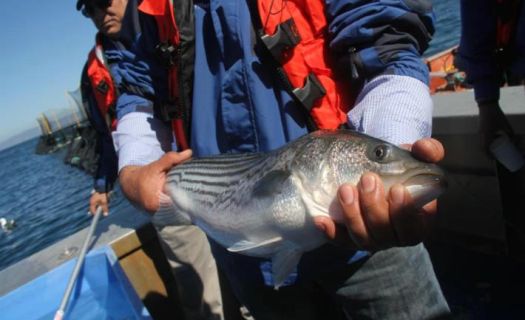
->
<box><xmin>156</xmin><ymin>192</ymin><xmax>192</xmax><ymax>225</ymax></box>
<box><xmin>301</xmin><ymin>194</ymin><xmax>330</xmax><ymax>218</ymax></box>
<box><xmin>272</xmin><ymin>245</ymin><xmax>303</xmax><ymax>290</ymax></box>
<box><xmin>227</xmin><ymin>236</ymin><xmax>283</xmax><ymax>253</ymax></box>
<box><xmin>252</xmin><ymin>170</ymin><xmax>292</xmax><ymax>199</ymax></box>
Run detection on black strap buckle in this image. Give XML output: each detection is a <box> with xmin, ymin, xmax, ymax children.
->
<box><xmin>292</xmin><ymin>73</ymin><xmax>326</xmax><ymax>111</ymax></box>
<box><xmin>96</xmin><ymin>80</ymin><xmax>109</xmax><ymax>94</ymax></box>
<box><xmin>156</xmin><ymin>41</ymin><xmax>178</xmax><ymax>66</ymax></box>
<box><xmin>261</xmin><ymin>19</ymin><xmax>301</xmax><ymax>63</ymax></box>
<box><xmin>159</xmin><ymin>99</ymin><xmax>181</xmax><ymax>122</ymax></box>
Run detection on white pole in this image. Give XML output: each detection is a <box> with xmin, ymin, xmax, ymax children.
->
<box><xmin>54</xmin><ymin>207</ymin><xmax>103</xmax><ymax>320</ymax></box>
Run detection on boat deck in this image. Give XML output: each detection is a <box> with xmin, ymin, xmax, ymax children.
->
<box><xmin>429</xmin><ymin>85</ymin><xmax>525</xmax><ymax>318</ymax></box>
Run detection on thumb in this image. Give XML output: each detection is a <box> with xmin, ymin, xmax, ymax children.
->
<box><xmin>411</xmin><ymin>138</ymin><xmax>444</xmax><ymax>163</ymax></box>
<box><xmin>156</xmin><ymin>150</ymin><xmax>193</xmax><ymax>171</ymax></box>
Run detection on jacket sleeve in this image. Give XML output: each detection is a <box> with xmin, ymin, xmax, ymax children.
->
<box><xmin>324</xmin><ymin>0</ymin><xmax>435</xmax><ymax>85</ymax></box>
<box><xmin>105</xmin><ymin>13</ymin><xmax>168</xmax><ymax>120</ymax></box>
<box><xmin>455</xmin><ymin>0</ymin><xmax>500</xmax><ymax>103</ymax></box>
<box><xmin>81</xmin><ymin>65</ymin><xmax>119</xmax><ymax>193</ymax></box>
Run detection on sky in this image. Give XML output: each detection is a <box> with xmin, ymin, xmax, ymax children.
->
<box><xmin>0</xmin><ymin>0</ymin><xmax>97</xmax><ymax>143</ymax></box>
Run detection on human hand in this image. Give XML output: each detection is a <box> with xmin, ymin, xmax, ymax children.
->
<box><xmin>89</xmin><ymin>191</ymin><xmax>111</xmax><ymax>216</ymax></box>
<box><xmin>313</xmin><ymin>138</ymin><xmax>445</xmax><ymax>251</ymax></box>
<box><xmin>478</xmin><ymin>100</ymin><xmax>515</xmax><ymax>153</ymax></box>
<box><xmin>119</xmin><ymin>150</ymin><xmax>193</xmax><ymax>213</ymax></box>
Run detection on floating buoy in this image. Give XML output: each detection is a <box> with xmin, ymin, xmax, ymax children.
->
<box><xmin>0</xmin><ymin>217</ymin><xmax>16</xmax><ymax>231</ymax></box>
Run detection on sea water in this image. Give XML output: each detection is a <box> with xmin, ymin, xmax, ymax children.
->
<box><xmin>0</xmin><ymin>139</ymin><xmax>130</xmax><ymax>271</ymax></box>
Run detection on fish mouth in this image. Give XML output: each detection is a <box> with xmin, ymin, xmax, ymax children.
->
<box><xmin>402</xmin><ymin>168</ymin><xmax>448</xmax><ymax>208</ymax></box>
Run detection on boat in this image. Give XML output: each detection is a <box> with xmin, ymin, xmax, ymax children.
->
<box><xmin>34</xmin><ymin>92</ymin><xmax>104</xmax><ymax>176</ymax></box>
<box><xmin>425</xmin><ymin>45</ymin><xmax>470</xmax><ymax>95</ymax></box>
<box><xmin>0</xmin><ymin>246</ymin><xmax>151</xmax><ymax>319</ymax></box>
<box><xmin>0</xmin><ymin>208</ymin><xmax>180</xmax><ymax>319</ymax></box>
<box><xmin>1</xmin><ymin>57</ymin><xmax>524</xmax><ymax>318</ymax></box>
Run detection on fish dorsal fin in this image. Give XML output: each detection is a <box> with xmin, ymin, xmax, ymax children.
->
<box><xmin>227</xmin><ymin>236</ymin><xmax>282</xmax><ymax>253</ymax></box>
<box><xmin>252</xmin><ymin>170</ymin><xmax>291</xmax><ymax>198</ymax></box>
<box><xmin>272</xmin><ymin>244</ymin><xmax>303</xmax><ymax>289</ymax></box>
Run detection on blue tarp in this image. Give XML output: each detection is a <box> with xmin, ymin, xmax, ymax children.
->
<box><xmin>0</xmin><ymin>246</ymin><xmax>151</xmax><ymax>320</ymax></box>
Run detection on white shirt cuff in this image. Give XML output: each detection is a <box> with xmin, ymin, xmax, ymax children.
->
<box><xmin>112</xmin><ymin>111</ymin><xmax>173</xmax><ymax>171</ymax></box>
<box><xmin>347</xmin><ymin>74</ymin><xmax>433</xmax><ymax>145</ymax></box>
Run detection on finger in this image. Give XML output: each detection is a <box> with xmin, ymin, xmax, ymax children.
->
<box><xmin>389</xmin><ymin>186</ymin><xmax>427</xmax><ymax>246</ymax></box>
<box><xmin>357</xmin><ymin>173</ymin><xmax>396</xmax><ymax>249</ymax></box>
<box><xmin>421</xmin><ymin>199</ymin><xmax>438</xmax><ymax>217</ymax></box>
<box><xmin>419</xmin><ymin>199</ymin><xmax>438</xmax><ymax>234</ymax></box>
<box><xmin>313</xmin><ymin>216</ymin><xmax>355</xmax><ymax>248</ymax></box>
<box><xmin>89</xmin><ymin>196</ymin><xmax>98</xmax><ymax>215</ymax></box>
<box><xmin>411</xmin><ymin>138</ymin><xmax>445</xmax><ymax>163</ymax></box>
<box><xmin>313</xmin><ymin>216</ymin><xmax>336</xmax><ymax>240</ymax></box>
<box><xmin>89</xmin><ymin>202</ymin><xmax>97</xmax><ymax>215</ymax></box>
<box><xmin>101</xmin><ymin>203</ymin><xmax>109</xmax><ymax>217</ymax></box>
<box><xmin>156</xmin><ymin>150</ymin><xmax>193</xmax><ymax>171</ymax></box>
<box><xmin>338</xmin><ymin>183</ymin><xmax>372</xmax><ymax>249</ymax></box>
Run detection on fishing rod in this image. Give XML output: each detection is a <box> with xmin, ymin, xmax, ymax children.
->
<box><xmin>54</xmin><ymin>206</ymin><xmax>103</xmax><ymax>320</ymax></box>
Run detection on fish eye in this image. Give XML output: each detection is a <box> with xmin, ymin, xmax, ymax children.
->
<box><xmin>372</xmin><ymin>145</ymin><xmax>390</xmax><ymax>161</ymax></box>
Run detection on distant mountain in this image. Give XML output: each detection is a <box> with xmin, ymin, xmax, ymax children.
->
<box><xmin>0</xmin><ymin>127</ymin><xmax>41</xmax><ymax>152</ymax></box>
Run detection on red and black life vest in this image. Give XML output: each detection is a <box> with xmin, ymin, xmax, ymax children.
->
<box><xmin>138</xmin><ymin>0</ymin><xmax>192</xmax><ymax>150</ymax></box>
<box><xmin>496</xmin><ymin>0</ymin><xmax>522</xmax><ymax>49</ymax></box>
<box><xmin>86</xmin><ymin>0</ymin><xmax>354</xmax><ymax>146</ymax></box>
<box><xmin>85</xmin><ymin>33</ymin><xmax>118</xmax><ymax>131</ymax></box>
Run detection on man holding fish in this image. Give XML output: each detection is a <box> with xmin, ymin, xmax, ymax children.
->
<box><xmin>84</xmin><ymin>0</ymin><xmax>452</xmax><ymax>318</ymax></box>
<box><xmin>76</xmin><ymin>1</ymin><xmax>226</xmax><ymax>319</ymax></box>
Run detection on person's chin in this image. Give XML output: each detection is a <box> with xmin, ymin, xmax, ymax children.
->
<box><xmin>102</xmin><ymin>26</ymin><xmax>120</xmax><ymax>38</ymax></box>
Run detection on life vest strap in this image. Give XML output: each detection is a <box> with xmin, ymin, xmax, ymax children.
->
<box><xmin>255</xmin><ymin>15</ymin><xmax>326</xmax><ymax>130</ymax></box>
<box><xmin>171</xmin><ymin>118</ymin><xmax>189</xmax><ymax>150</ymax></box>
<box><xmin>156</xmin><ymin>41</ymin><xmax>179</xmax><ymax>66</ymax></box>
<box><xmin>259</xmin><ymin>17</ymin><xmax>327</xmax><ymax>112</ymax></box>
<box><xmin>95</xmin><ymin>80</ymin><xmax>110</xmax><ymax>94</ymax></box>
<box><xmin>159</xmin><ymin>99</ymin><xmax>181</xmax><ymax>122</ymax></box>
<box><xmin>292</xmin><ymin>73</ymin><xmax>326</xmax><ymax>112</ymax></box>
<box><xmin>261</xmin><ymin>19</ymin><xmax>301</xmax><ymax>63</ymax></box>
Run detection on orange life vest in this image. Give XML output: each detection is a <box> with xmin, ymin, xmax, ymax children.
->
<box><xmin>256</xmin><ymin>0</ymin><xmax>354</xmax><ymax>129</ymax></box>
<box><xmin>86</xmin><ymin>34</ymin><xmax>117</xmax><ymax>131</ymax></box>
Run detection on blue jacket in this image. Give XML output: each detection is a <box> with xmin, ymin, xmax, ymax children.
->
<box><xmin>189</xmin><ymin>0</ymin><xmax>434</xmax><ymax>156</ymax></box>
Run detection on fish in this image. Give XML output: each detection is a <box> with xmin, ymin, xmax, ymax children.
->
<box><xmin>161</xmin><ymin>129</ymin><xmax>447</xmax><ymax>288</ymax></box>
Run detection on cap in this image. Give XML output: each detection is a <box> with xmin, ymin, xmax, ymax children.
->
<box><xmin>76</xmin><ymin>0</ymin><xmax>85</xmax><ymax>10</ymax></box>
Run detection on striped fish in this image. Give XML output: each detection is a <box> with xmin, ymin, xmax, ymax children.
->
<box><xmin>161</xmin><ymin>130</ymin><xmax>447</xmax><ymax>288</ymax></box>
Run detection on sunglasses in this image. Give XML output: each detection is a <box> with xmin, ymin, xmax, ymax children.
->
<box><xmin>82</xmin><ymin>0</ymin><xmax>113</xmax><ymax>18</ymax></box>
